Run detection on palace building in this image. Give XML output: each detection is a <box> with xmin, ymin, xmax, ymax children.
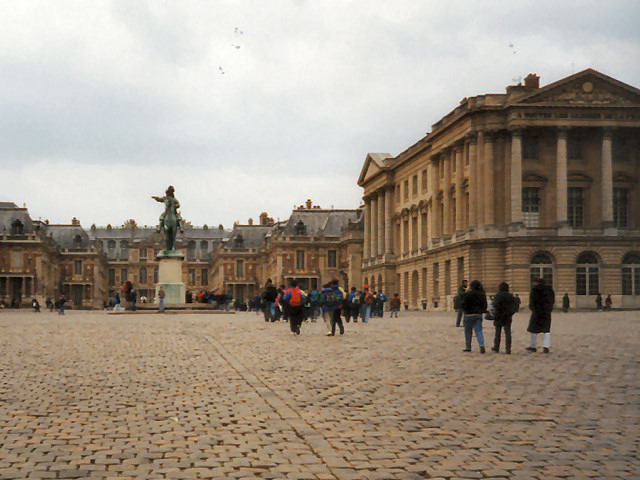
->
<box><xmin>358</xmin><ymin>69</ymin><xmax>640</xmax><ymax>310</ymax></box>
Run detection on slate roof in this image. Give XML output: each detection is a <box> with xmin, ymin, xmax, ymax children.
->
<box><xmin>224</xmin><ymin>225</ymin><xmax>274</xmax><ymax>249</ymax></box>
<box><xmin>0</xmin><ymin>203</ymin><xmax>35</xmax><ymax>235</ymax></box>
<box><xmin>46</xmin><ymin>225</ymin><xmax>91</xmax><ymax>249</ymax></box>
<box><xmin>279</xmin><ymin>209</ymin><xmax>363</xmax><ymax>237</ymax></box>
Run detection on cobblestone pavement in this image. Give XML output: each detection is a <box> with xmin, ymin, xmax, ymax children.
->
<box><xmin>0</xmin><ymin>309</ymin><xmax>638</xmax><ymax>480</ymax></box>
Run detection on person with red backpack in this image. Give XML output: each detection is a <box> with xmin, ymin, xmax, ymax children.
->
<box><xmin>282</xmin><ymin>279</ymin><xmax>306</xmax><ymax>335</ymax></box>
<box><xmin>359</xmin><ymin>285</ymin><xmax>374</xmax><ymax>323</ymax></box>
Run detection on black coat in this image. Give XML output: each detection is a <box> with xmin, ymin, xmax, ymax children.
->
<box><xmin>493</xmin><ymin>291</ymin><xmax>518</xmax><ymax>325</ymax></box>
<box><xmin>461</xmin><ymin>289</ymin><xmax>487</xmax><ymax>315</ymax></box>
<box><xmin>527</xmin><ymin>283</ymin><xmax>555</xmax><ymax>333</ymax></box>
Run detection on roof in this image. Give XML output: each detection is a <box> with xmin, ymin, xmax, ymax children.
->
<box><xmin>46</xmin><ymin>224</ymin><xmax>90</xmax><ymax>249</ymax></box>
<box><xmin>0</xmin><ymin>203</ymin><xmax>35</xmax><ymax>235</ymax></box>
<box><xmin>224</xmin><ymin>225</ymin><xmax>274</xmax><ymax>249</ymax></box>
<box><xmin>280</xmin><ymin>209</ymin><xmax>363</xmax><ymax>237</ymax></box>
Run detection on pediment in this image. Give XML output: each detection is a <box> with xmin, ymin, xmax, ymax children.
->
<box><xmin>516</xmin><ymin>69</ymin><xmax>640</xmax><ymax>107</ymax></box>
<box><xmin>357</xmin><ymin>153</ymin><xmax>393</xmax><ymax>186</ymax></box>
<box><xmin>522</xmin><ymin>172</ymin><xmax>548</xmax><ymax>183</ymax></box>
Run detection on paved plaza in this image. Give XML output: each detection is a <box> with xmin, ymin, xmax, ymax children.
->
<box><xmin>0</xmin><ymin>309</ymin><xmax>638</xmax><ymax>480</ymax></box>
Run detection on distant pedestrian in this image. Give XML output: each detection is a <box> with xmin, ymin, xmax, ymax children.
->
<box><xmin>347</xmin><ymin>287</ymin><xmax>360</xmax><ymax>322</ymax></box>
<box><xmin>526</xmin><ymin>277</ymin><xmax>555</xmax><ymax>353</ymax></box>
<box><xmin>491</xmin><ymin>282</ymin><xmax>518</xmax><ymax>354</ymax></box>
<box><xmin>389</xmin><ymin>293</ymin><xmax>401</xmax><ymax>318</ymax></box>
<box><xmin>455</xmin><ymin>280</ymin><xmax>468</xmax><ymax>327</ymax></box>
<box><xmin>261</xmin><ymin>279</ymin><xmax>278</xmax><ymax>322</ymax></box>
<box><xmin>113</xmin><ymin>293</ymin><xmax>121</xmax><ymax>312</ymax></box>
<box><xmin>604</xmin><ymin>295</ymin><xmax>613</xmax><ymax>311</ymax></box>
<box><xmin>562</xmin><ymin>293</ymin><xmax>570</xmax><ymax>312</ymax></box>
<box><xmin>157</xmin><ymin>286</ymin><xmax>166</xmax><ymax>313</ymax></box>
<box><xmin>461</xmin><ymin>280</ymin><xmax>487</xmax><ymax>353</ymax></box>
<box><xmin>57</xmin><ymin>295</ymin><xmax>66</xmax><ymax>315</ymax></box>
<box><xmin>45</xmin><ymin>298</ymin><xmax>53</xmax><ymax>312</ymax></box>
<box><xmin>32</xmin><ymin>298</ymin><xmax>40</xmax><ymax>312</ymax></box>
<box><xmin>359</xmin><ymin>286</ymin><xmax>373</xmax><ymax>323</ymax></box>
<box><xmin>595</xmin><ymin>292</ymin><xmax>603</xmax><ymax>311</ymax></box>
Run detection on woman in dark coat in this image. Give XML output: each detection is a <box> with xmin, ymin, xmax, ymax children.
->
<box><xmin>527</xmin><ymin>277</ymin><xmax>555</xmax><ymax>353</ymax></box>
<box><xmin>491</xmin><ymin>282</ymin><xmax>518</xmax><ymax>354</ymax></box>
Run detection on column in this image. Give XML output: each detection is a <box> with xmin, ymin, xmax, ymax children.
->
<box><xmin>455</xmin><ymin>146</ymin><xmax>464</xmax><ymax>231</ymax></box>
<box><xmin>484</xmin><ymin>133</ymin><xmax>495</xmax><ymax>225</ymax></box>
<box><xmin>468</xmin><ymin>137</ymin><xmax>478</xmax><ymax>228</ymax></box>
<box><xmin>602</xmin><ymin>129</ymin><xmax>614</xmax><ymax>225</ymax></box>
<box><xmin>510</xmin><ymin>129</ymin><xmax>523</xmax><ymax>224</ymax></box>
<box><xmin>476</xmin><ymin>131</ymin><xmax>485</xmax><ymax>225</ymax></box>
<box><xmin>443</xmin><ymin>151</ymin><xmax>452</xmax><ymax>234</ymax></box>
<box><xmin>556</xmin><ymin>128</ymin><xmax>568</xmax><ymax>225</ymax></box>
<box><xmin>363</xmin><ymin>197</ymin><xmax>370</xmax><ymax>260</ymax></box>
<box><xmin>370</xmin><ymin>195</ymin><xmax>378</xmax><ymax>258</ymax></box>
<box><xmin>430</xmin><ymin>157</ymin><xmax>439</xmax><ymax>238</ymax></box>
<box><xmin>384</xmin><ymin>186</ymin><xmax>393</xmax><ymax>255</ymax></box>
<box><xmin>377</xmin><ymin>190</ymin><xmax>385</xmax><ymax>256</ymax></box>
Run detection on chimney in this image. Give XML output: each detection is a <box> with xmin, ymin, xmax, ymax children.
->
<box><xmin>524</xmin><ymin>73</ymin><xmax>540</xmax><ymax>90</ymax></box>
<box><xmin>305</xmin><ymin>199</ymin><xmax>312</xmax><ymax>209</ymax></box>
<box><xmin>248</xmin><ymin>218</ymin><xmax>254</xmax><ymax>225</ymax></box>
<box><xmin>71</xmin><ymin>217</ymin><xmax>80</xmax><ymax>226</ymax></box>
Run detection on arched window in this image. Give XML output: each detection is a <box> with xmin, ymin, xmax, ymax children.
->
<box><xmin>576</xmin><ymin>252</ymin><xmax>599</xmax><ymax>295</ymax></box>
<box><xmin>622</xmin><ymin>253</ymin><xmax>640</xmax><ymax>296</ymax></box>
<box><xmin>233</xmin><ymin>235</ymin><xmax>244</xmax><ymax>248</ymax></box>
<box><xmin>294</xmin><ymin>220</ymin><xmax>306</xmax><ymax>235</ymax></box>
<box><xmin>530</xmin><ymin>252</ymin><xmax>553</xmax><ymax>287</ymax></box>
<box><xmin>73</xmin><ymin>234</ymin><xmax>83</xmax><ymax>249</ymax></box>
<box><xmin>11</xmin><ymin>219</ymin><xmax>24</xmax><ymax>235</ymax></box>
<box><xmin>138</xmin><ymin>267</ymin><xmax>147</xmax><ymax>284</ymax></box>
<box><xmin>120</xmin><ymin>240</ymin><xmax>129</xmax><ymax>259</ymax></box>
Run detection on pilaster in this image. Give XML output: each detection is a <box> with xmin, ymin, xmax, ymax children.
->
<box><xmin>556</xmin><ymin>127</ymin><xmax>568</xmax><ymax>226</ymax></box>
<box><xmin>602</xmin><ymin>128</ymin><xmax>614</xmax><ymax>226</ymax></box>
<box><xmin>510</xmin><ymin>129</ymin><xmax>523</xmax><ymax>224</ymax></box>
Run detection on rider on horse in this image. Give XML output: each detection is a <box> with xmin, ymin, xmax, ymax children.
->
<box><xmin>152</xmin><ymin>186</ymin><xmax>184</xmax><ymax>235</ymax></box>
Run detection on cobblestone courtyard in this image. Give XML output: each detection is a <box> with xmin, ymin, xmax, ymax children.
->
<box><xmin>0</xmin><ymin>310</ymin><xmax>638</xmax><ymax>480</ymax></box>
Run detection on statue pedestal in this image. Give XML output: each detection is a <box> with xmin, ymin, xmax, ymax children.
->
<box><xmin>155</xmin><ymin>250</ymin><xmax>185</xmax><ymax>306</ymax></box>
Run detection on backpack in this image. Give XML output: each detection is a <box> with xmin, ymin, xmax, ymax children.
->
<box><xmin>308</xmin><ymin>290</ymin><xmax>320</xmax><ymax>305</ymax></box>
<box><xmin>378</xmin><ymin>293</ymin><xmax>387</xmax><ymax>302</ymax></box>
<box><xmin>322</xmin><ymin>289</ymin><xmax>339</xmax><ymax>307</ymax></box>
<box><xmin>286</xmin><ymin>288</ymin><xmax>305</xmax><ymax>308</ymax></box>
<box><xmin>350</xmin><ymin>293</ymin><xmax>360</xmax><ymax>306</ymax></box>
<box><xmin>364</xmin><ymin>292</ymin><xmax>373</xmax><ymax>304</ymax></box>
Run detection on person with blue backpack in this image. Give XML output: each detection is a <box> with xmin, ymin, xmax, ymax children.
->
<box><xmin>307</xmin><ymin>287</ymin><xmax>320</xmax><ymax>321</ymax></box>
<box><xmin>346</xmin><ymin>286</ymin><xmax>359</xmax><ymax>322</ymax></box>
<box><xmin>320</xmin><ymin>283</ymin><xmax>344</xmax><ymax>336</ymax></box>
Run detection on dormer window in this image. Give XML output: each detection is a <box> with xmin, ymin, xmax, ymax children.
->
<box><xmin>294</xmin><ymin>220</ymin><xmax>306</xmax><ymax>235</ymax></box>
<box><xmin>11</xmin><ymin>219</ymin><xmax>24</xmax><ymax>235</ymax></box>
<box><xmin>234</xmin><ymin>234</ymin><xmax>245</xmax><ymax>248</ymax></box>
<box><xmin>73</xmin><ymin>234</ymin><xmax>83</xmax><ymax>249</ymax></box>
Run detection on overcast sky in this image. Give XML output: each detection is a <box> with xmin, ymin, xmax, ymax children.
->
<box><xmin>2</xmin><ymin>0</ymin><xmax>639</xmax><ymax>229</ymax></box>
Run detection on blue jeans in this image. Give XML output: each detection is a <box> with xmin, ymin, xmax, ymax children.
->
<box><xmin>455</xmin><ymin>308</ymin><xmax>464</xmax><ymax>327</ymax></box>
<box><xmin>463</xmin><ymin>314</ymin><xmax>485</xmax><ymax>349</ymax></box>
<box><xmin>359</xmin><ymin>304</ymin><xmax>371</xmax><ymax>323</ymax></box>
<box><xmin>264</xmin><ymin>302</ymin><xmax>275</xmax><ymax>321</ymax></box>
<box><xmin>158</xmin><ymin>298</ymin><xmax>165</xmax><ymax>312</ymax></box>
<box><xmin>390</xmin><ymin>308</ymin><xmax>399</xmax><ymax>318</ymax></box>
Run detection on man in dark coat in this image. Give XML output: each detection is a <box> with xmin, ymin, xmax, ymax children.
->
<box><xmin>261</xmin><ymin>279</ymin><xmax>278</xmax><ymax>322</ymax></box>
<box><xmin>526</xmin><ymin>277</ymin><xmax>555</xmax><ymax>353</ymax></box>
<box><xmin>491</xmin><ymin>282</ymin><xmax>518</xmax><ymax>354</ymax></box>
<box><xmin>460</xmin><ymin>280</ymin><xmax>487</xmax><ymax>353</ymax></box>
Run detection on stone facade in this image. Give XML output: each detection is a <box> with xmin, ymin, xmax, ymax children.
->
<box><xmin>358</xmin><ymin>69</ymin><xmax>640</xmax><ymax>310</ymax></box>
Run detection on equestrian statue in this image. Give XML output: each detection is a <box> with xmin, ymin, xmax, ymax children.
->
<box><xmin>152</xmin><ymin>186</ymin><xmax>184</xmax><ymax>252</ymax></box>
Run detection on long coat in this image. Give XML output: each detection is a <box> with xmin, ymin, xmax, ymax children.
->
<box><xmin>527</xmin><ymin>283</ymin><xmax>555</xmax><ymax>333</ymax></box>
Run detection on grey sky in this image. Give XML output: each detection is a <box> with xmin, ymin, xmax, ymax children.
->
<box><xmin>2</xmin><ymin>0</ymin><xmax>639</xmax><ymax>228</ymax></box>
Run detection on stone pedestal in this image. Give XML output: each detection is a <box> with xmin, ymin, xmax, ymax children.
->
<box><xmin>155</xmin><ymin>250</ymin><xmax>185</xmax><ymax>306</ymax></box>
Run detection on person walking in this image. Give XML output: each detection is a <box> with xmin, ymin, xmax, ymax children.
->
<box><xmin>461</xmin><ymin>280</ymin><xmax>487</xmax><ymax>353</ymax></box>
<box><xmin>389</xmin><ymin>293</ymin><xmax>401</xmax><ymax>318</ymax></box>
<box><xmin>491</xmin><ymin>282</ymin><xmax>518</xmax><ymax>354</ymax></box>
<box><xmin>595</xmin><ymin>292</ymin><xmax>603</xmax><ymax>311</ymax></box>
<box><xmin>57</xmin><ymin>294</ymin><xmax>66</xmax><ymax>315</ymax></box>
<box><xmin>157</xmin><ymin>286</ymin><xmax>166</xmax><ymax>313</ymax></box>
<box><xmin>320</xmin><ymin>283</ymin><xmax>342</xmax><ymax>336</ymax></box>
<box><xmin>455</xmin><ymin>279</ymin><xmax>468</xmax><ymax>327</ymax></box>
<box><xmin>562</xmin><ymin>292</ymin><xmax>570</xmax><ymax>312</ymax></box>
<box><xmin>526</xmin><ymin>277</ymin><xmax>555</xmax><ymax>353</ymax></box>
<box><xmin>261</xmin><ymin>279</ymin><xmax>278</xmax><ymax>322</ymax></box>
<box><xmin>32</xmin><ymin>298</ymin><xmax>40</xmax><ymax>312</ymax></box>
<box><xmin>359</xmin><ymin>286</ymin><xmax>373</xmax><ymax>323</ymax></box>
<box><xmin>282</xmin><ymin>280</ymin><xmax>306</xmax><ymax>335</ymax></box>
<box><xmin>604</xmin><ymin>295</ymin><xmax>613</xmax><ymax>311</ymax></box>
<box><xmin>113</xmin><ymin>293</ymin><xmax>121</xmax><ymax>312</ymax></box>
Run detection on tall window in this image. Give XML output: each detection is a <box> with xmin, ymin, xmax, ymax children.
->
<box><xmin>120</xmin><ymin>241</ymin><xmax>129</xmax><ymax>260</ymax></box>
<box><xmin>421</xmin><ymin>169</ymin><xmax>428</xmax><ymax>192</ymax></box>
<box><xmin>614</xmin><ymin>188</ymin><xmax>629</xmax><ymax>227</ymax></box>
<box><xmin>201</xmin><ymin>269</ymin><xmax>209</xmax><ymax>286</ymax></box>
<box><xmin>107</xmin><ymin>240</ymin><xmax>115</xmax><ymax>257</ymax></box>
<box><xmin>327</xmin><ymin>250</ymin><xmax>337</xmax><ymax>268</ymax></box>
<box><xmin>188</xmin><ymin>269</ymin><xmax>195</xmax><ymax>285</ymax></box>
<box><xmin>74</xmin><ymin>260</ymin><xmax>82</xmax><ymax>276</ymax></box>
<box><xmin>153</xmin><ymin>267</ymin><xmax>158</xmax><ymax>283</ymax></box>
<box><xmin>567</xmin><ymin>187</ymin><xmax>584</xmax><ymax>227</ymax></box>
<box><xmin>138</xmin><ymin>267</ymin><xmax>147</xmax><ymax>284</ymax></box>
<box><xmin>296</xmin><ymin>250</ymin><xmax>305</xmax><ymax>269</ymax></box>
<box><xmin>412</xmin><ymin>175</ymin><xmax>418</xmax><ymax>196</ymax></box>
<box><xmin>622</xmin><ymin>253</ymin><xmax>640</xmax><ymax>296</ymax></box>
<box><xmin>139</xmin><ymin>248</ymin><xmax>147</xmax><ymax>262</ymax></box>
<box><xmin>522</xmin><ymin>135</ymin><xmax>539</xmax><ymax>160</ymax></box>
<box><xmin>200</xmin><ymin>240</ymin><xmax>208</xmax><ymax>253</ymax></box>
<box><xmin>576</xmin><ymin>252</ymin><xmax>599</xmax><ymax>295</ymax></box>
<box><xmin>120</xmin><ymin>268</ymin><xmax>127</xmax><ymax>283</ymax></box>
<box><xmin>530</xmin><ymin>252</ymin><xmax>553</xmax><ymax>287</ymax></box>
<box><xmin>522</xmin><ymin>187</ymin><xmax>540</xmax><ymax>227</ymax></box>
<box><xmin>403</xmin><ymin>180</ymin><xmax>409</xmax><ymax>200</ymax></box>
<box><xmin>187</xmin><ymin>241</ymin><xmax>196</xmax><ymax>260</ymax></box>
<box><xmin>108</xmin><ymin>269</ymin><xmax>115</xmax><ymax>285</ymax></box>
<box><xmin>236</xmin><ymin>260</ymin><xmax>244</xmax><ymax>277</ymax></box>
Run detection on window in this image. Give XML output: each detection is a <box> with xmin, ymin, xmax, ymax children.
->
<box><xmin>138</xmin><ymin>267</ymin><xmax>147</xmax><ymax>284</ymax></box>
<box><xmin>201</xmin><ymin>269</ymin><xmax>209</xmax><ymax>286</ymax></box>
<box><xmin>568</xmin><ymin>133</ymin><xmax>582</xmax><ymax>160</ymax></box>
<box><xmin>107</xmin><ymin>240</ymin><xmax>116</xmax><ymax>257</ymax></box>
<box><xmin>187</xmin><ymin>241</ymin><xmax>196</xmax><ymax>260</ymax></box>
<box><xmin>412</xmin><ymin>175</ymin><xmax>418</xmax><ymax>196</ymax></box>
<box><xmin>421</xmin><ymin>169</ymin><xmax>428</xmax><ymax>192</ymax></box>
<box><xmin>522</xmin><ymin>187</ymin><xmax>540</xmax><ymax>227</ymax></box>
<box><xmin>188</xmin><ymin>269</ymin><xmax>195</xmax><ymax>285</ymax></box>
<box><xmin>614</xmin><ymin>188</ymin><xmax>628</xmax><ymax>228</ymax></box>
<box><xmin>622</xmin><ymin>253</ymin><xmax>640</xmax><ymax>296</ymax></box>
<box><xmin>200</xmin><ymin>240</ymin><xmax>208</xmax><ymax>251</ymax></box>
<box><xmin>567</xmin><ymin>187</ymin><xmax>584</xmax><ymax>227</ymax></box>
<box><xmin>108</xmin><ymin>269</ymin><xmax>115</xmax><ymax>285</ymax></box>
<box><xmin>74</xmin><ymin>260</ymin><xmax>82</xmax><ymax>276</ymax></box>
<box><xmin>403</xmin><ymin>180</ymin><xmax>409</xmax><ymax>200</ymax></box>
<box><xmin>120</xmin><ymin>269</ymin><xmax>128</xmax><ymax>283</ymax></box>
<box><xmin>576</xmin><ymin>252</ymin><xmax>599</xmax><ymax>295</ymax></box>
<box><xmin>236</xmin><ymin>260</ymin><xmax>244</xmax><ymax>277</ymax></box>
<box><xmin>153</xmin><ymin>267</ymin><xmax>158</xmax><ymax>283</ymax></box>
<box><xmin>327</xmin><ymin>250</ymin><xmax>337</xmax><ymax>268</ymax></box>
<box><xmin>139</xmin><ymin>248</ymin><xmax>147</xmax><ymax>261</ymax></box>
<box><xmin>395</xmin><ymin>185</ymin><xmax>400</xmax><ymax>203</ymax></box>
<box><xmin>10</xmin><ymin>219</ymin><xmax>24</xmax><ymax>235</ymax></box>
<box><xmin>530</xmin><ymin>252</ymin><xmax>553</xmax><ymax>287</ymax></box>
<box><xmin>296</xmin><ymin>250</ymin><xmax>305</xmax><ymax>270</ymax></box>
<box><xmin>73</xmin><ymin>235</ymin><xmax>83</xmax><ymax>249</ymax></box>
<box><xmin>522</xmin><ymin>135</ymin><xmax>539</xmax><ymax>160</ymax></box>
